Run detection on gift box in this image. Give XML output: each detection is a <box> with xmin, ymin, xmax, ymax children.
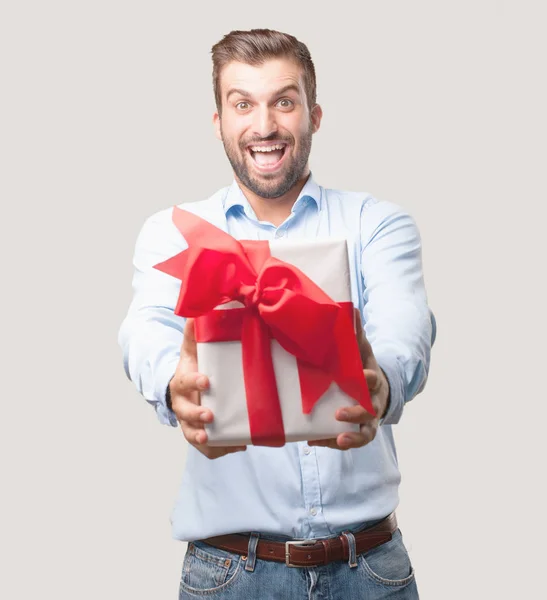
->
<box><xmin>155</xmin><ymin>208</ymin><xmax>374</xmax><ymax>447</ymax></box>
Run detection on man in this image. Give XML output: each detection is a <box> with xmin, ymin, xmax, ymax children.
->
<box><xmin>119</xmin><ymin>28</ymin><xmax>435</xmax><ymax>599</ymax></box>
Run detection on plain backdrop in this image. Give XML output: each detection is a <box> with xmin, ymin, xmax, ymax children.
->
<box><xmin>1</xmin><ymin>1</ymin><xmax>546</xmax><ymax>599</ymax></box>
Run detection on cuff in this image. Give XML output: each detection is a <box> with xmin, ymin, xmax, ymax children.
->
<box><xmin>153</xmin><ymin>357</ymin><xmax>179</xmax><ymax>427</ymax></box>
<box><xmin>375</xmin><ymin>354</ymin><xmax>404</xmax><ymax>426</ymax></box>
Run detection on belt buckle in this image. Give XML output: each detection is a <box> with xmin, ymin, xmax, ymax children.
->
<box><xmin>285</xmin><ymin>539</ymin><xmax>317</xmax><ymax>567</ymax></box>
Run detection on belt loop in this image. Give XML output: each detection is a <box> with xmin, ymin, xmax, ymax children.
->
<box><xmin>320</xmin><ymin>540</ymin><xmax>331</xmax><ymax>565</ymax></box>
<box><xmin>245</xmin><ymin>532</ymin><xmax>260</xmax><ymax>572</ymax></box>
<box><xmin>341</xmin><ymin>531</ymin><xmax>358</xmax><ymax>568</ymax></box>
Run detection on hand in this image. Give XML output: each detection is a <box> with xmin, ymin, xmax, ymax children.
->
<box><xmin>309</xmin><ymin>309</ymin><xmax>390</xmax><ymax>451</ymax></box>
<box><xmin>169</xmin><ymin>318</ymin><xmax>247</xmax><ymax>459</ymax></box>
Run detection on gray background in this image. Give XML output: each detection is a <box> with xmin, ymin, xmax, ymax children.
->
<box><xmin>1</xmin><ymin>1</ymin><xmax>545</xmax><ymax>598</ymax></box>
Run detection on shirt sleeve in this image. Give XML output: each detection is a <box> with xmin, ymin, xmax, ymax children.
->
<box><xmin>360</xmin><ymin>198</ymin><xmax>436</xmax><ymax>425</ymax></box>
<box><xmin>118</xmin><ymin>210</ymin><xmax>188</xmax><ymax>427</ymax></box>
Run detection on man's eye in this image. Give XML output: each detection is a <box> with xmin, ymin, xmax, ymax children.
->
<box><xmin>236</xmin><ymin>102</ymin><xmax>250</xmax><ymax>110</ymax></box>
<box><xmin>277</xmin><ymin>99</ymin><xmax>294</xmax><ymax>109</ymax></box>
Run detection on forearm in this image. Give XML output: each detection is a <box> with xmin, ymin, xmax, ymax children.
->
<box><xmin>119</xmin><ymin>307</ymin><xmax>183</xmax><ymax>426</ymax></box>
<box><xmin>371</xmin><ymin>301</ymin><xmax>435</xmax><ymax>424</ymax></box>
<box><xmin>360</xmin><ymin>200</ymin><xmax>436</xmax><ymax>425</ymax></box>
<box><xmin>118</xmin><ymin>210</ymin><xmax>188</xmax><ymax>426</ymax></box>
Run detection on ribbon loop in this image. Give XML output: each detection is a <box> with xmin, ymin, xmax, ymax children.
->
<box><xmin>154</xmin><ymin>207</ymin><xmax>374</xmax><ymax>445</ymax></box>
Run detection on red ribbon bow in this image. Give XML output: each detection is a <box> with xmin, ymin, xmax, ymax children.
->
<box><xmin>154</xmin><ymin>208</ymin><xmax>374</xmax><ymax>446</ymax></box>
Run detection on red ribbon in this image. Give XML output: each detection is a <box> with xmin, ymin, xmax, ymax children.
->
<box><xmin>154</xmin><ymin>208</ymin><xmax>374</xmax><ymax>446</ymax></box>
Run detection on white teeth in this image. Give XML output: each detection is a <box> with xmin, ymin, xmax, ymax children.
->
<box><xmin>249</xmin><ymin>144</ymin><xmax>285</xmax><ymax>152</ymax></box>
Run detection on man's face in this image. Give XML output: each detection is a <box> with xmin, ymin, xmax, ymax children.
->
<box><xmin>213</xmin><ymin>58</ymin><xmax>322</xmax><ymax>199</ymax></box>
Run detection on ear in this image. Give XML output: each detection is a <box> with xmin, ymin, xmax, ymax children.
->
<box><xmin>213</xmin><ymin>112</ymin><xmax>222</xmax><ymax>141</ymax></box>
<box><xmin>310</xmin><ymin>104</ymin><xmax>323</xmax><ymax>134</ymax></box>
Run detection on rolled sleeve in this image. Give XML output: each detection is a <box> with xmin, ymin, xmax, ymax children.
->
<box><xmin>118</xmin><ymin>210</ymin><xmax>188</xmax><ymax>427</ymax></box>
<box><xmin>360</xmin><ymin>200</ymin><xmax>435</xmax><ymax>425</ymax></box>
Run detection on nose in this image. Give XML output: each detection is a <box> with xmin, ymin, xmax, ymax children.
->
<box><xmin>252</xmin><ymin>105</ymin><xmax>278</xmax><ymax>139</ymax></box>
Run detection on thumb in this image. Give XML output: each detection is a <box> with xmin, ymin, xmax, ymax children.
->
<box><xmin>354</xmin><ymin>309</ymin><xmax>373</xmax><ymax>366</ymax></box>
<box><xmin>182</xmin><ymin>318</ymin><xmax>197</xmax><ymax>358</ymax></box>
<box><xmin>363</xmin><ymin>368</ymin><xmax>380</xmax><ymax>392</ymax></box>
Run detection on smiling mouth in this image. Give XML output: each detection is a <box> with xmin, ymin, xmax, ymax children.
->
<box><xmin>247</xmin><ymin>143</ymin><xmax>288</xmax><ymax>170</ymax></box>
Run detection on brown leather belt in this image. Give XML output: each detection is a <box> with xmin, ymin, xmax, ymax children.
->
<box><xmin>200</xmin><ymin>513</ymin><xmax>397</xmax><ymax>568</ymax></box>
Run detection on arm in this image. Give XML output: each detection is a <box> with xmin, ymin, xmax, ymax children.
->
<box><xmin>118</xmin><ymin>209</ymin><xmax>249</xmax><ymax>458</ymax></box>
<box><xmin>360</xmin><ymin>198</ymin><xmax>436</xmax><ymax>425</ymax></box>
<box><xmin>118</xmin><ymin>210</ymin><xmax>187</xmax><ymax>427</ymax></box>
<box><xmin>310</xmin><ymin>198</ymin><xmax>435</xmax><ymax>451</ymax></box>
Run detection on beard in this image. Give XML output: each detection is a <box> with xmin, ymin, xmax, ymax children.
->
<box><xmin>220</xmin><ymin>123</ymin><xmax>313</xmax><ymax>199</ymax></box>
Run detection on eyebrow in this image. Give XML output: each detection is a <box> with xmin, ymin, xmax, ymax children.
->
<box><xmin>226</xmin><ymin>84</ymin><xmax>301</xmax><ymax>101</ymax></box>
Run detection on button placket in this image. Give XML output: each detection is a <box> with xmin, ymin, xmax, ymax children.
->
<box><xmin>297</xmin><ymin>442</ymin><xmax>329</xmax><ymax>536</ymax></box>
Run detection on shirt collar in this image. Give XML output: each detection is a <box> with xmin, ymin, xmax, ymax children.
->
<box><xmin>222</xmin><ymin>173</ymin><xmax>322</xmax><ymax>217</ymax></box>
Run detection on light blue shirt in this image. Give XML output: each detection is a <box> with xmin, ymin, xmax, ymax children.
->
<box><xmin>118</xmin><ymin>175</ymin><xmax>436</xmax><ymax>541</ymax></box>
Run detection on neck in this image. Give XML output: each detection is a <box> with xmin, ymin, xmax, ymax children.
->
<box><xmin>236</xmin><ymin>171</ymin><xmax>310</xmax><ymax>227</ymax></box>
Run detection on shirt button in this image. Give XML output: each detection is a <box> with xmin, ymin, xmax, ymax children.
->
<box><xmin>309</xmin><ymin>508</ymin><xmax>317</xmax><ymax>517</ymax></box>
<box><xmin>275</xmin><ymin>229</ymin><xmax>286</xmax><ymax>238</ymax></box>
<box><xmin>303</xmin><ymin>447</ymin><xmax>311</xmax><ymax>455</ymax></box>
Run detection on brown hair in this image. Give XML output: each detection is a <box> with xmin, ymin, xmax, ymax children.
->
<box><xmin>211</xmin><ymin>29</ymin><xmax>317</xmax><ymax>114</ymax></box>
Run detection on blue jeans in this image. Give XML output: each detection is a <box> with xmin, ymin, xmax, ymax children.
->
<box><xmin>178</xmin><ymin>526</ymin><xmax>419</xmax><ymax>599</ymax></box>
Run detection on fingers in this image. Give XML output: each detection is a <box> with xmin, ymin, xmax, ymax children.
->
<box><xmin>171</xmin><ymin>370</ymin><xmax>209</xmax><ymax>397</ymax></box>
<box><xmin>310</xmin><ymin>392</ymin><xmax>380</xmax><ymax>450</ymax></box>
<box><xmin>336</xmin><ymin>426</ymin><xmax>376</xmax><ymax>449</ymax></box>
<box><xmin>177</xmin><ymin>404</ymin><xmax>248</xmax><ymax>459</ymax></box>
<box><xmin>175</xmin><ymin>320</ymin><xmax>246</xmax><ymax>460</ymax></box>
<box><xmin>175</xmin><ymin>322</ymin><xmax>237</xmax><ymax>459</ymax></box>
<box><xmin>308</xmin><ymin>439</ymin><xmax>338</xmax><ymax>449</ymax></box>
<box><xmin>171</xmin><ymin>393</ymin><xmax>247</xmax><ymax>459</ymax></box>
<box><xmin>170</xmin><ymin>371</ymin><xmax>213</xmax><ymax>447</ymax></box>
<box><xmin>187</xmin><ymin>429</ymin><xmax>248</xmax><ymax>459</ymax></box>
<box><xmin>181</xmin><ymin>420</ymin><xmax>209</xmax><ymax>445</ymax></box>
<box><xmin>201</xmin><ymin>445</ymin><xmax>248</xmax><ymax>460</ymax></box>
<box><xmin>308</xmin><ymin>424</ymin><xmax>377</xmax><ymax>451</ymax></box>
<box><xmin>181</xmin><ymin>415</ymin><xmax>247</xmax><ymax>458</ymax></box>
<box><xmin>175</xmin><ymin>398</ymin><xmax>213</xmax><ymax>425</ymax></box>
<box><xmin>336</xmin><ymin>405</ymin><xmax>375</xmax><ymax>425</ymax></box>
